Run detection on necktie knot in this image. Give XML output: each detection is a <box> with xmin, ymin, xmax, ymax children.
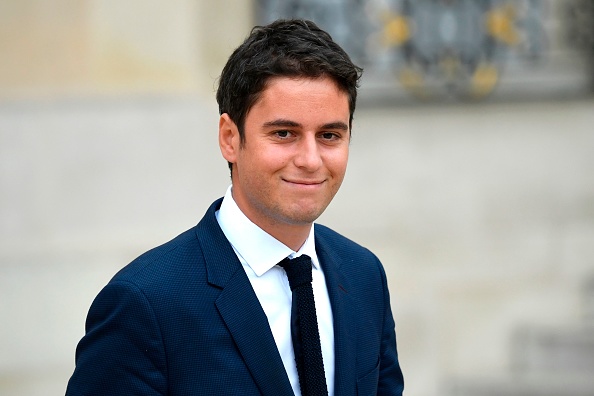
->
<box><xmin>278</xmin><ymin>254</ymin><xmax>313</xmax><ymax>291</ymax></box>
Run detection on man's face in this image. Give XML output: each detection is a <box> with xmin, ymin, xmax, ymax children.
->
<box><xmin>221</xmin><ymin>76</ymin><xmax>350</xmax><ymax>231</ymax></box>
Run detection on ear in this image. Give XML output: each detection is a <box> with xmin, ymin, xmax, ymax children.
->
<box><xmin>219</xmin><ymin>113</ymin><xmax>240</xmax><ymax>165</ymax></box>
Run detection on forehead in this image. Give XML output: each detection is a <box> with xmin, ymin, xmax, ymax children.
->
<box><xmin>248</xmin><ymin>76</ymin><xmax>349</xmax><ymax>115</ymax></box>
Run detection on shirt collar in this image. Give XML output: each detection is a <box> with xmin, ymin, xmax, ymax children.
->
<box><xmin>216</xmin><ymin>185</ymin><xmax>318</xmax><ymax>277</ymax></box>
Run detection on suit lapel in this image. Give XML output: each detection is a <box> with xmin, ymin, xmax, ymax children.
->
<box><xmin>196</xmin><ymin>199</ymin><xmax>294</xmax><ymax>396</ymax></box>
<box><xmin>216</xmin><ymin>273</ymin><xmax>294</xmax><ymax>395</ymax></box>
<box><xmin>315</xmin><ymin>229</ymin><xmax>358</xmax><ymax>396</ymax></box>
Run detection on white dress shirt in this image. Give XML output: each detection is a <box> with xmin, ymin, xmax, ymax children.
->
<box><xmin>215</xmin><ymin>185</ymin><xmax>335</xmax><ymax>396</ymax></box>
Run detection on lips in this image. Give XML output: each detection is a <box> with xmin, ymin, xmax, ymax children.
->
<box><xmin>283</xmin><ymin>178</ymin><xmax>325</xmax><ymax>185</ymax></box>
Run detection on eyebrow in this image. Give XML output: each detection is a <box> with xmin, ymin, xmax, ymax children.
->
<box><xmin>263</xmin><ymin>119</ymin><xmax>349</xmax><ymax>131</ymax></box>
<box><xmin>263</xmin><ymin>119</ymin><xmax>301</xmax><ymax>128</ymax></box>
<box><xmin>321</xmin><ymin>121</ymin><xmax>349</xmax><ymax>131</ymax></box>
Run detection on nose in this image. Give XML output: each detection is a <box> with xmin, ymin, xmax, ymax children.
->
<box><xmin>294</xmin><ymin>134</ymin><xmax>323</xmax><ymax>171</ymax></box>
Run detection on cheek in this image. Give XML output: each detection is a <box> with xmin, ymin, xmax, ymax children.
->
<box><xmin>326</xmin><ymin>149</ymin><xmax>349</xmax><ymax>176</ymax></box>
<box><xmin>258</xmin><ymin>148</ymin><xmax>293</xmax><ymax>171</ymax></box>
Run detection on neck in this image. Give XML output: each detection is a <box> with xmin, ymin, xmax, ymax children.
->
<box><xmin>260</xmin><ymin>220</ymin><xmax>312</xmax><ymax>252</ymax></box>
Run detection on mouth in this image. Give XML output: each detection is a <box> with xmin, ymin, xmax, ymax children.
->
<box><xmin>283</xmin><ymin>178</ymin><xmax>325</xmax><ymax>187</ymax></box>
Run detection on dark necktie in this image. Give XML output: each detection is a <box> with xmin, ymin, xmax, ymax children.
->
<box><xmin>278</xmin><ymin>255</ymin><xmax>328</xmax><ymax>396</ymax></box>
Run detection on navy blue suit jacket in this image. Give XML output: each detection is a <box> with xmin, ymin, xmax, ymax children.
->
<box><xmin>66</xmin><ymin>198</ymin><xmax>404</xmax><ymax>395</ymax></box>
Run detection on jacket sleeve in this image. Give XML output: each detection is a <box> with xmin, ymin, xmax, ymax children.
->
<box><xmin>377</xmin><ymin>263</ymin><xmax>405</xmax><ymax>396</ymax></box>
<box><xmin>66</xmin><ymin>280</ymin><xmax>168</xmax><ymax>395</ymax></box>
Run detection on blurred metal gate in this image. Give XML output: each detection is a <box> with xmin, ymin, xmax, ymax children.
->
<box><xmin>256</xmin><ymin>0</ymin><xmax>593</xmax><ymax>102</ymax></box>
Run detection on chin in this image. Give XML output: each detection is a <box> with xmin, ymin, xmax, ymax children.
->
<box><xmin>283</xmin><ymin>207</ymin><xmax>326</xmax><ymax>225</ymax></box>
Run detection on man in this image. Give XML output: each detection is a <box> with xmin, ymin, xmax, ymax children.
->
<box><xmin>66</xmin><ymin>19</ymin><xmax>404</xmax><ymax>396</ymax></box>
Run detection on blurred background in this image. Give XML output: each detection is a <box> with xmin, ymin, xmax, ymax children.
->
<box><xmin>1</xmin><ymin>0</ymin><xmax>593</xmax><ymax>395</ymax></box>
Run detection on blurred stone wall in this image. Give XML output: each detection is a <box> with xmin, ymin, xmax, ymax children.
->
<box><xmin>0</xmin><ymin>0</ymin><xmax>253</xmax><ymax>99</ymax></box>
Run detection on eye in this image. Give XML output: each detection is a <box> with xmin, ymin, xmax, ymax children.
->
<box><xmin>275</xmin><ymin>130</ymin><xmax>292</xmax><ymax>138</ymax></box>
<box><xmin>320</xmin><ymin>132</ymin><xmax>339</xmax><ymax>140</ymax></box>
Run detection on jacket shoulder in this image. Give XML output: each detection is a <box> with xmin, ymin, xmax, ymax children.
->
<box><xmin>111</xmin><ymin>226</ymin><xmax>203</xmax><ymax>286</ymax></box>
<box><xmin>314</xmin><ymin>223</ymin><xmax>377</xmax><ymax>260</ymax></box>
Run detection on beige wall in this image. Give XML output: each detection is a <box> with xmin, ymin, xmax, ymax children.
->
<box><xmin>0</xmin><ymin>0</ymin><xmax>254</xmax><ymax>99</ymax></box>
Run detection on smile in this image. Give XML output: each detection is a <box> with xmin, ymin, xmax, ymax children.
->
<box><xmin>283</xmin><ymin>179</ymin><xmax>325</xmax><ymax>187</ymax></box>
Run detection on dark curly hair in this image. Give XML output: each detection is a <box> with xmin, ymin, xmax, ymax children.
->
<box><xmin>216</xmin><ymin>19</ymin><xmax>363</xmax><ymax>154</ymax></box>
